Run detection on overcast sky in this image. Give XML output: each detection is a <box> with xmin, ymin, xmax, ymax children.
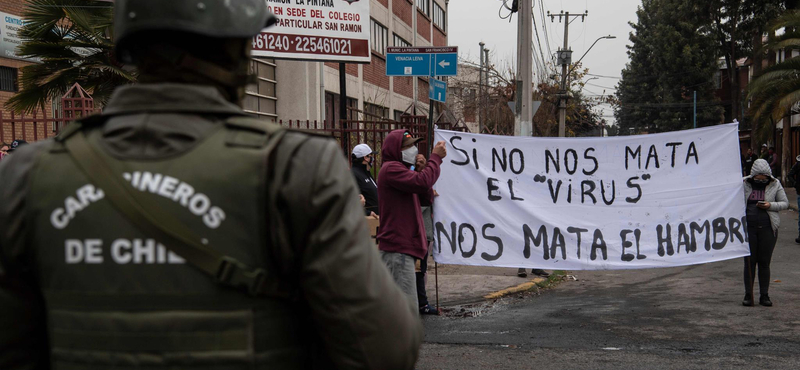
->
<box><xmin>449</xmin><ymin>0</ymin><xmax>643</xmax><ymax>124</ymax></box>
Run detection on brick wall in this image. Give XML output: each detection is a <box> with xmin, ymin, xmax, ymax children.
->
<box><xmin>394</xmin><ymin>76</ymin><xmax>413</xmax><ymax>98</ymax></box>
<box><xmin>416</xmin><ymin>11</ymin><xmax>431</xmax><ymax>42</ymax></box>
<box><xmin>376</xmin><ymin>0</ymin><xmax>389</xmax><ymax>9</ymax></box>
<box><xmin>0</xmin><ymin>0</ymin><xmax>58</xmax><ymax>144</ymax></box>
<box><xmin>418</xmin><ymin>78</ymin><xmax>429</xmax><ymax>101</ymax></box>
<box><xmin>433</xmin><ymin>27</ymin><xmax>446</xmax><ymax>47</ymax></box>
<box><xmin>393</xmin><ymin>0</ymin><xmax>412</xmax><ymax>28</ymax></box>
<box><xmin>325</xmin><ymin>62</ymin><xmax>360</xmax><ymax>77</ymax></box>
<box><xmin>364</xmin><ymin>55</ymin><xmax>389</xmax><ymax>90</ymax></box>
<box><xmin>0</xmin><ymin>0</ymin><xmax>26</xmax><ymax>15</ymax></box>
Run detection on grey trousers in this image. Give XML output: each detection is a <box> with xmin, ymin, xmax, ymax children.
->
<box><xmin>380</xmin><ymin>251</ymin><xmax>418</xmax><ymax>311</ymax></box>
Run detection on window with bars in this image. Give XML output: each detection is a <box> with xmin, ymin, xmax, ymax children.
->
<box><xmin>243</xmin><ymin>58</ymin><xmax>277</xmax><ymax>119</ymax></box>
<box><xmin>393</xmin><ymin>34</ymin><xmax>411</xmax><ymax>47</ymax></box>
<box><xmin>371</xmin><ymin>19</ymin><xmax>388</xmax><ymax>56</ymax></box>
<box><xmin>364</xmin><ymin>103</ymin><xmax>388</xmax><ymax>120</ymax></box>
<box><xmin>433</xmin><ymin>2</ymin><xmax>446</xmax><ymax>31</ymax></box>
<box><xmin>0</xmin><ymin>67</ymin><xmax>18</xmax><ymax>92</ymax></box>
<box><xmin>416</xmin><ymin>0</ymin><xmax>430</xmax><ymax>17</ymax></box>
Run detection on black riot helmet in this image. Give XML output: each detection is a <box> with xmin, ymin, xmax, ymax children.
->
<box><xmin>113</xmin><ymin>0</ymin><xmax>278</xmax><ymax>101</ymax></box>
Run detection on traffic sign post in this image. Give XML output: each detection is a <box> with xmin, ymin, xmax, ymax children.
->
<box><xmin>386</xmin><ymin>46</ymin><xmax>458</xmax><ymax>155</ymax></box>
<box><xmin>429</xmin><ymin>79</ymin><xmax>447</xmax><ymax>103</ymax></box>
<box><xmin>386</xmin><ymin>46</ymin><xmax>458</xmax><ymax>77</ymax></box>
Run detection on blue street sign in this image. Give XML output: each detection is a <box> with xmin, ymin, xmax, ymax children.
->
<box><xmin>386</xmin><ymin>53</ymin><xmax>431</xmax><ymax>76</ymax></box>
<box><xmin>386</xmin><ymin>46</ymin><xmax>458</xmax><ymax>77</ymax></box>
<box><xmin>429</xmin><ymin>79</ymin><xmax>447</xmax><ymax>103</ymax></box>
<box><xmin>433</xmin><ymin>53</ymin><xmax>458</xmax><ymax>76</ymax></box>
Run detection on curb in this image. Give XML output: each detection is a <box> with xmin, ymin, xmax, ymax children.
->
<box><xmin>483</xmin><ymin>277</ymin><xmax>546</xmax><ymax>300</ymax></box>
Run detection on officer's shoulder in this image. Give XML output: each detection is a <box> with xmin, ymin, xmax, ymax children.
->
<box><xmin>0</xmin><ymin>139</ymin><xmax>56</xmax><ymax>189</ymax></box>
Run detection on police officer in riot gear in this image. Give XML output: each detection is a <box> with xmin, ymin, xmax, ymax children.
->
<box><xmin>0</xmin><ymin>1</ymin><xmax>422</xmax><ymax>369</ymax></box>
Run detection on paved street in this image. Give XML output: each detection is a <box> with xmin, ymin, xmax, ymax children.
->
<box><xmin>417</xmin><ymin>208</ymin><xmax>800</xmax><ymax>369</ymax></box>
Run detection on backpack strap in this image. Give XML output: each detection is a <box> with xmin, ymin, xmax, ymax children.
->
<box><xmin>60</xmin><ymin>116</ymin><xmax>291</xmax><ymax>299</ymax></box>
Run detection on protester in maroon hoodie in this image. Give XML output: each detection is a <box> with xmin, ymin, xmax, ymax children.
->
<box><xmin>377</xmin><ymin>130</ymin><xmax>447</xmax><ymax>310</ymax></box>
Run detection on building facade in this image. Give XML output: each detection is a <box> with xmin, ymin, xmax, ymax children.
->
<box><xmin>0</xmin><ymin>0</ymin><xmax>56</xmax><ymax>143</ymax></box>
<box><xmin>269</xmin><ymin>0</ymin><xmax>449</xmax><ymax>123</ymax></box>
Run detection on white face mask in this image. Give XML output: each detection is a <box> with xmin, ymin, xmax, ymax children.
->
<box><xmin>402</xmin><ymin>146</ymin><xmax>419</xmax><ymax>165</ymax></box>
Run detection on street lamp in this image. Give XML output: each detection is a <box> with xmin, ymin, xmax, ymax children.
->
<box><xmin>558</xmin><ymin>35</ymin><xmax>616</xmax><ymax>137</ymax></box>
<box><xmin>568</xmin><ymin>35</ymin><xmax>616</xmax><ymax>76</ymax></box>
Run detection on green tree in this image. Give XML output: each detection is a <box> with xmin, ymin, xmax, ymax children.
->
<box><xmin>748</xmin><ymin>9</ymin><xmax>800</xmax><ymax>181</ymax></box>
<box><xmin>704</xmin><ymin>0</ymin><xmax>785</xmax><ymax>123</ymax></box>
<box><xmin>615</xmin><ymin>0</ymin><xmax>724</xmax><ymax>134</ymax></box>
<box><xmin>5</xmin><ymin>0</ymin><xmax>135</xmax><ymax>114</ymax></box>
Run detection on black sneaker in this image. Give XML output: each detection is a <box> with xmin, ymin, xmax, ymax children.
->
<box><xmin>517</xmin><ymin>268</ymin><xmax>528</xmax><ymax>278</ymax></box>
<box><xmin>795</xmin><ymin>237</ymin><xmax>800</xmax><ymax>244</ymax></box>
<box><xmin>742</xmin><ymin>294</ymin><xmax>754</xmax><ymax>306</ymax></box>
<box><xmin>760</xmin><ymin>295</ymin><xmax>773</xmax><ymax>307</ymax></box>
<box><xmin>419</xmin><ymin>305</ymin><xmax>440</xmax><ymax>315</ymax></box>
<box><xmin>532</xmin><ymin>269</ymin><xmax>550</xmax><ymax>277</ymax></box>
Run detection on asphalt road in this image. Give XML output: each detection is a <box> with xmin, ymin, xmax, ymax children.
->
<box><xmin>417</xmin><ymin>209</ymin><xmax>800</xmax><ymax>370</ymax></box>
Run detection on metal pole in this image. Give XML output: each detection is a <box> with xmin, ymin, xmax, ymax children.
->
<box><xmin>320</xmin><ymin>62</ymin><xmax>326</xmax><ymax>122</ymax></box>
<box><xmin>558</xmin><ymin>12</ymin><xmax>569</xmax><ymax>138</ymax></box>
<box><xmin>435</xmin><ymin>261</ymin><xmax>439</xmax><ymax>311</ymax></box>
<box><xmin>339</xmin><ymin>63</ymin><xmax>348</xmax><ymax>153</ymax></box>
<box><xmin>479</xmin><ymin>41</ymin><xmax>485</xmax><ymax>133</ymax></box>
<box><xmin>693</xmin><ymin>90</ymin><xmax>697</xmax><ymax>129</ymax></box>
<box><xmin>520</xmin><ymin>0</ymin><xmax>533</xmax><ymax>137</ymax></box>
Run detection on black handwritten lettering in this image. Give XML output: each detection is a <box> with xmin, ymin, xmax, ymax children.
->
<box><xmin>548</xmin><ymin>179</ymin><xmax>561</xmax><ymax>204</ymax></box>
<box><xmin>729</xmin><ymin>217</ymin><xmax>744</xmax><ymax>244</ymax></box>
<box><xmin>545</xmin><ymin>149</ymin><xmax>560</xmax><ymax>173</ymax></box>
<box><xmin>472</xmin><ymin>145</ymin><xmax>479</xmax><ymax>170</ymax></box>
<box><xmin>436</xmin><ymin>222</ymin><xmax>457</xmax><ymax>254</ymax></box>
<box><xmin>508</xmin><ymin>179</ymin><xmax>525</xmax><ymax>201</ymax></box>
<box><xmin>583</xmin><ymin>148</ymin><xmax>598</xmax><ymax>175</ymax></box>
<box><xmin>510</xmin><ymin>149</ymin><xmax>525</xmax><ymax>174</ymax></box>
<box><xmin>677</xmin><ymin>223</ymin><xmax>691</xmax><ymax>254</ymax></box>
<box><xmin>690</xmin><ymin>220</ymin><xmax>711</xmax><ymax>252</ymax></box>
<box><xmin>450</xmin><ymin>136</ymin><xmax>469</xmax><ymax>166</ymax></box>
<box><xmin>550</xmin><ymin>228</ymin><xmax>566</xmax><ymax>260</ymax></box>
<box><xmin>581</xmin><ymin>181</ymin><xmax>597</xmax><ymax>204</ymax></box>
<box><xmin>626</xmin><ymin>177</ymin><xmax>642</xmax><ymax>203</ymax></box>
<box><xmin>491</xmin><ymin>148</ymin><xmax>507</xmax><ymax>172</ymax></box>
<box><xmin>458</xmin><ymin>223</ymin><xmax>477</xmax><ymax>258</ymax></box>
<box><xmin>487</xmin><ymin>178</ymin><xmax>501</xmax><ymax>201</ymax></box>
<box><xmin>646</xmin><ymin>145</ymin><xmax>660</xmax><ymax>169</ymax></box>
<box><xmin>567</xmin><ymin>227</ymin><xmax>589</xmax><ymax>259</ymax></box>
<box><xmin>481</xmin><ymin>224</ymin><xmax>503</xmax><ymax>261</ymax></box>
<box><xmin>686</xmin><ymin>142</ymin><xmax>699</xmax><ymax>165</ymax></box>
<box><xmin>657</xmin><ymin>224</ymin><xmax>674</xmax><ymax>257</ymax></box>
<box><xmin>625</xmin><ymin>146</ymin><xmax>641</xmax><ymax>170</ymax></box>
<box><xmin>665</xmin><ymin>142</ymin><xmax>682</xmax><ymax>168</ymax></box>
<box><xmin>620</xmin><ymin>229</ymin><xmax>635</xmax><ymax>261</ymax></box>
<box><xmin>600</xmin><ymin>180</ymin><xmax>615</xmax><ymax>205</ymax></box>
<box><xmin>565</xmin><ymin>149</ymin><xmax>579</xmax><ymax>175</ymax></box>
<box><xmin>522</xmin><ymin>224</ymin><xmax>549</xmax><ymax>260</ymax></box>
<box><xmin>590</xmin><ymin>229</ymin><xmax>608</xmax><ymax>261</ymax></box>
<box><xmin>712</xmin><ymin>217</ymin><xmax>728</xmax><ymax>250</ymax></box>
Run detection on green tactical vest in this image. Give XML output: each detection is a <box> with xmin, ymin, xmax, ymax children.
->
<box><xmin>26</xmin><ymin>118</ymin><xmax>319</xmax><ymax>369</ymax></box>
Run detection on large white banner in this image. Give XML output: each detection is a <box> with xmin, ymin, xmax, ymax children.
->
<box><xmin>253</xmin><ymin>0</ymin><xmax>370</xmax><ymax>62</ymax></box>
<box><xmin>432</xmin><ymin>123</ymin><xmax>749</xmax><ymax>270</ymax></box>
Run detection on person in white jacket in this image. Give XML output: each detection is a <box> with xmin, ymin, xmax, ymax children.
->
<box><xmin>742</xmin><ymin>159</ymin><xmax>788</xmax><ymax>307</ymax></box>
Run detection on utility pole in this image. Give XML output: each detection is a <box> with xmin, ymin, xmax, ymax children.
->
<box><xmin>479</xmin><ymin>41</ymin><xmax>485</xmax><ymax>133</ymax></box>
<box><xmin>515</xmin><ymin>0</ymin><xmax>533</xmax><ymax>137</ymax></box>
<box><xmin>549</xmin><ymin>10</ymin><xmax>588</xmax><ymax>137</ymax></box>
<box><xmin>484</xmin><ymin>47</ymin><xmax>490</xmax><ymax>128</ymax></box>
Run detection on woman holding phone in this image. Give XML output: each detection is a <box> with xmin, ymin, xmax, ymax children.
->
<box><xmin>742</xmin><ymin>159</ymin><xmax>788</xmax><ymax>307</ymax></box>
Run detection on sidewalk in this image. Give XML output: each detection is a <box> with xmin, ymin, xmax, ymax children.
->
<box><xmin>424</xmin><ymin>187</ymin><xmax>800</xmax><ymax>308</ymax></box>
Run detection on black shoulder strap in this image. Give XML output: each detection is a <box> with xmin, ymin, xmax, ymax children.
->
<box><xmin>61</xmin><ymin>119</ymin><xmax>291</xmax><ymax>299</ymax></box>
